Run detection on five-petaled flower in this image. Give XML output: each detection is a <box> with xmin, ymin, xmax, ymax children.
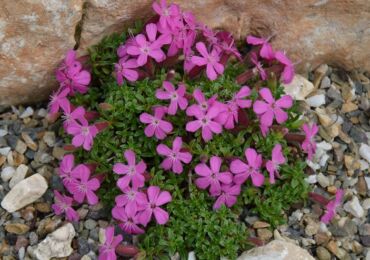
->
<box><xmin>195</xmin><ymin>156</ymin><xmax>233</xmax><ymax>196</ymax></box>
<box><xmin>52</xmin><ymin>190</ymin><xmax>79</xmax><ymax>221</ymax></box>
<box><xmin>321</xmin><ymin>189</ymin><xmax>344</xmax><ymax>224</ymax></box>
<box><xmin>213</xmin><ymin>184</ymin><xmax>241</xmax><ymax>210</ymax></box>
<box><xmin>266</xmin><ymin>144</ymin><xmax>286</xmax><ymax>184</ymax></box>
<box><xmin>230</xmin><ymin>148</ymin><xmax>265</xmax><ymax>187</ymax></box>
<box><xmin>112</xmin><ymin>206</ymin><xmax>145</xmax><ymax>234</ymax></box>
<box><xmin>301</xmin><ymin>123</ymin><xmax>319</xmax><ymax>160</ymax></box>
<box><xmin>115</xmin><ymin>56</ymin><xmax>139</xmax><ymax>85</ymax></box>
<box><xmin>156</xmin><ymin>137</ymin><xmax>192</xmax><ymax>174</ymax></box>
<box><xmin>186</xmin><ymin>89</ymin><xmax>218</xmax><ymax>116</ymax></box>
<box><xmin>191</xmin><ymin>42</ymin><xmax>224</xmax><ymax>80</ymax></box>
<box><xmin>49</xmin><ymin>87</ymin><xmax>70</xmax><ymax>115</ymax></box>
<box><xmin>98</xmin><ymin>226</ymin><xmax>123</xmax><ymax>260</ymax></box>
<box><xmin>115</xmin><ymin>186</ymin><xmax>147</xmax><ymax>213</ymax></box>
<box><xmin>152</xmin><ymin>0</ymin><xmax>181</xmax><ymax>30</ymax></box>
<box><xmin>140</xmin><ymin>107</ymin><xmax>173</xmax><ymax>140</ymax></box>
<box><xmin>58</xmin><ymin>154</ymin><xmax>76</xmax><ymax>192</ymax></box>
<box><xmin>246</xmin><ymin>36</ymin><xmax>275</xmax><ymax>60</ymax></box>
<box><xmin>66</xmin><ymin>119</ymin><xmax>99</xmax><ymax>151</ymax></box>
<box><xmin>113</xmin><ymin>150</ymin><xmax>147</xmax><ymax>190</ymax></box>
<box><xmin>156</xmin><ymin>81</ymin><xmax>188</xmax><ymax>115</ymax></box>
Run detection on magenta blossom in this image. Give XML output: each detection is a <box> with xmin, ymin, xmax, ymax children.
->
<box><xmin>52</xmin><ymin>190</ymin><xmax>79</xmax><ymax>221</ymax></box>
<box><xmin>152</xmin><ymin>0</ymin><xmax>181</xmax><ymax>30</ymax></box>
<box><xmin>195</xmin><ymin>156</ymin><xmax>233</xmax><ymax>196</ymax></box>
<box><xmin>266</xmin><ymin>144</ymin><xmax>286</xmax><ymax>184</ymax></box>
<box><xmin>215</xmin><ymin>31</ymin><xmax>241</xmax><ymax>59</ymax></box>
<box><xmin>157</xmin><ymin>137</ymin><xmax>192</xmax><ymax>174</ymax></box>
<box><xmin>186</xmin><ymin>89</ymin><xmax>218</xmax><ymax>116</ymax></box>
<box><xmin>115</xmin><ymin>187</ymin><xmax>147</xmax><ymax>213</ymax></box>
<box><xmin>186</xmin><ymin>105</ymin><xmax>223</xmax><ymax>142</ymax></box>
<box><xmin>140</xmin><ymin>107</ymin><xmax>173</xmax><ymax>140</ymax></box>
<box><xmin>69</xmin><ymin>164</ymin><xmax>101</xmax><ymax>205</ymax></box>
<box><xmin>216</xmin><ymin>86</ymin><xmax>252</xmax><ymax>129</ymax></box>
<box><xmin>115</xmin><ymin>56</ymin><xmax>139</xmax><ymax>85</ymax></box>
<box><xmin>251</xmin><ymin>52</ymin><xmax>267</xmax><ymax>80</ymax></box>
<box><xmin>253</xmin><ymin>88</ymin><xmax>293</xmax><ymax>127</ymax></box>
<box><xmin>60</xmin><ymin>101</ymin><xmax>86</xmax><ymax>129</ymax></box>
<box><xmin>138</xmin><ymin>186</ymin><xmax>172</xmax><ymax>226</ymax></box>
<box><xmin>275</xmin><ymin>51</ymin><xmax>295</xmax><ymax>84</ymax></box>
<box><xmin>127</xmin><ymin>23</ymin><xmax>171</xmax><ymax>66</ymax></box>
<box><xmin>213</xmin><ymin>184</ymin><xmax>241</xmax><ymax>210</ymax></box>
<box><xmin>58</xmin><ymin>154</ymin><xmax>75</xmax><ymax>191</ymax></box>
<box><xmin>98</xmin><ymin>226</ymin><xmax>123</xmax><ymax>260</ymax></box>
<box><xmin>49</xmin><ymin>87</ymin><xmax>70</xmax><ymax>115</ymax></box>
<box><xmin>155</xmin><ymin>81</ymin><xmax>188</xmax><ymax>115</ymax></box>
<box><xmin>191</xmin><ymin>42</ymin><xmax>224</xmax><ymax>80</ymax></box>
<box><xmin>321</xmin><ymin>189</ymin><xmax>344</xmax><ymax>224</ymax></box>
<box><xmin>230</xmin><ymin>148</ymin><xmax>265</xmax><ymax>187</ymax></box>
<box><xmin>66</xmin><ymin>119</ymin><xmax>98</xmax><ymax>150</ymax></box>
<box><xmin>246</xmin><ymin>35</ymin><xmax>275</xmax><ymax>60</ymax></box>
<box><xmin>112</xmin><ymin>206</ymin><xmax>144</xmax><ymax>234</ymax></box>
<box><xmin>113</xmin><ymin>150</ymin><xmax>146</xmax><ymax>190</ymax></box>
<box><xmin>301</xmin><ymin>123</ymin><xmax>319</xmax><ymax>160</ymax></box>
<box><xmin>117</xmin><ymin>38</ymin><xmax>135</xmax><ymax>58</ymax></box>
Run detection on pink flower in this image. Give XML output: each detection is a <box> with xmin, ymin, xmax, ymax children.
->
<box><xmin>52</xmin><ymin>190</ymin><xmax>79</xmax><ymax>221</ymax></box>
<box><xmin>152</xmin><ymin>0</ymin><xmax>181</xmax><ymax>30</ymax></box>
<box><xmin>58</xmin><ymin>154</ymin><xmax>76</xmax><ymax>191</ymax></box>
<box><xmin>186</xmin><ymin>105</ymin><xmax>223</xmax><ymax>142</ymax></box>
<box><xmin>251</xmin><ymin>52</ymin><xmax>267</xmax><ymax>80</ymax></box>
<box><xmin>60</xmin><ymin>102</ymin><xmax>86</xmax><ymax>129</ymax></box>
<box><xmin>275</xmin><ymin>51</ymin><xmax>295</xmax><ymax>84</ymax></box>
<box><xmin>213</xmin><ymin>184</ymin><xmax>241</xmax><ymax>210</ymax></box>
<box><xmin>301</xmin><ymin>123</ymin><xmax>319</xmax><ymax>160</ymax></box>
<box><xmin>127</xmin><ymin>23</ymin><xmax>171</xmax><ymax>66</ymax></box>
<box><xmin>98</xmin><ymin>226</ymin><xmax>123</xmax><ymax>260</ymax></box>
<box><xmin>216</xmin><ymin>86</ymin><xmax>252</xmax><ymax>129</ymax></box>
<box><xmin>156</xmin><ymin>137</ymin><xmax>192</xmax><ymax>174</ymax></box>
<box><xmin>69</xmin><ymin>164</ymin><xmax>101</xmax><ymax>205</ymax></box>
<box><xmin>115</xmin><ymin>187</ymin><xmax>147</xmax><ymax>213</ymax></box>
<box><xmin>195</xmin><ymin>156</ymin><xmax>233</xmax><ymax>196</ymax></box>
<box><xmin>56</xmin><ymin>50</ymin><xmax>91</xmax><ymax>94</ymax></box>
<box><xmin>230</xmin><ymin>148</ymin><xmax>265</xmax><ymax>187</ymax></box>
<box><xmin>246</xmin><ymin>35</ymin><xmax>275</xmax><ymax>60</ymax></box>
<box><xmin>266</xmin><ymin>144</ymin><xmax>285</xmax><ymax>184</ymax></box>
<box><xmin>321</xmin><ymin>189</ymin><xmax>344</xmax><ymax>224</ymax></box>
<box><xmin>253</xmin><ymin>88</ymin><xmax>293</xmax><ymax>127</ymax></box>
<box><xmin>112</xmin><ymin>206</ymin><xmax>144</xmax><ymax>234</ymax></box>
<box><xmin>184</xmin><ymin>49</ymin><xmax>196</xmax><ymax>73</ymax></box>
<box><xmin>186</xmin><ymin>89</ymin><xmax>217</xmax><ymax>116</ymax></box>
<box><xmin>66</xmin><ymin>119</ymin><xmax>98</xmax><ymax>150</ymax></box>
<box><xmin>140</xmin><ymin>107</ymin><xmax>173</xmax><ymax>140</ymax></box>
<box><xmin>113</xmin><ymin>150</ymin><xmax>146</xmax><ymax>190</ymax></box>
<box><xmin>115</xmin><ymin>56</ymin><xmax>139</xmax><ymax>85</ymax></box>
<box><xmin>117</xmin><ymin>38</ymin><xmax>135</xmax><ymax>58</ymax></box>
<box><xmin>215</xmin><ymin>31</ymin><xmax>241</xmax><ymax>59</ymax></box>
<box><xmin>48</xmin><ymin>87</ymin><xmax>70</xmax><ymax>115</ymax></box>
<box><xmin>155</xmin><ymin>81</ymin><xmax>188</xmax><ymax>115</ymax></box>
<box><xmin>191</xmin><ymin>42</ymin><xmax>224</xmax><ymax>80</ymax></box>
<box><xmin>138</xmin><ymin>186</ymin><xmax>172</xmax><ymax>226</ymax></box>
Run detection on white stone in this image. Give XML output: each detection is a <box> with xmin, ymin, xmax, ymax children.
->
<box><xmin>1</xmin><ymin>166</ymin><xmax>15</xmax><ymax>182</ymax></box>
<box><xmin>188</xmin><ymin>251</ymin><xmax>196</xmax><ymax>260</ymax></box>
<box><xmin>34</xmin><ymin>223</ymin><xmax>75</xmax><ymax>260</ymax></box>
<box><xmin>317</xmin><ymin>173</ymin><xmax>330</xmax><ymax>188</ymax></box>
<box><xmin>343</xmin><ymin>196</ymin><xmax>365</xmax><ymax>218</ymax></box>
<box><xmin>365</xmin><ymin>177</ymin><xmax>370</xmax><ymax>190</ymax></box>
<box><xmin>359</xmin><ymin>144</ymin><xmax>370</xmax><ymax>164</ymax></box>
<box><xmin>1</xmin><ymin>174</ymin><xmax>48</xmax><ymax>213</ymax></box>
<box><xmin>305</xmin><ymin>174</ymin><xmax>317</xmax><ymax>184</ymax></box>
<box><xmin>362</xmin><ymin>198</ymin><xmax>370</xmax><ymax>210</ymax></box>
<box><xmin>0</xmin><ymin>128</ymin><xmax>7</xmax><ymax>137</ymax></box>
<box><xmin>306</xmin><ymin>94</ymin><xmax>326</xmax><ymax>107</ymax></box>
<box><xmin>237</xmin><ymin>240</ymin><xmax>314</xmax><ymax>260</ymax></box>
<box><xmin>37</xmin><ymin>108</ymin><xmax>47</xmax><ymax>118</ymax></box>
<box><xmin>9</xmin><ymin>164</ymin><xmax>28</xmax><ymax>188</ymax></box>
<box><xmin>0</xmin><ymin>147</ymin><xmax>11</xmax><ymax>156</ymax></box>
<box><xmin>20</xmin><ymin>107</ymin><xmax>34</xmax><ymax>118</ymax></box>
<box><xmin>359</xmin><ymin>160</ymin><xmax>369</xmax><ymax>171</ymax></box>
<box><xmin>282</xmin><ymin>75</ymin><xmax>314</xmax><ymax>101</ymax></box>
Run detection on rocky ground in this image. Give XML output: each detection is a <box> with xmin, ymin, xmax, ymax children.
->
<box><xmin>0</xmin><ymin>65</ymin><xmax>369</xmax><ymax>259</ymax></box>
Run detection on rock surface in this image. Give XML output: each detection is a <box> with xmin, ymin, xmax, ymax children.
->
<box><xmin>237</xmin><ymin>240</ymin><xmax>314</xmax><ymax>260</ymax></box>
<box><xmin>1</xmin><ymin>173</ymin><xmax>48</xmax><ymax>212</ymax></box>
<box><xmin>1</xmin><ymin>0</ymin><xmax>370</xmax><ymax>105</ymax></box>
<box><xmin>33</xmin><ymin>223</ymin><xmax>75</xmax><ymax>260</ymax></box>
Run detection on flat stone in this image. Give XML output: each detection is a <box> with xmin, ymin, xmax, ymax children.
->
<box><xmin>283</xmin><ymin>75</ymin><xmax>314</xmax><ymax>101</ymax></box>
<box><xmin>343</xmin><ymin>196</ymin><xmax>365</xmax><ymax>218</ymax></box>
<box><xmin>52</xmin><ymin>146</ymin><xmax>66</xmax><ymax>160</ymax></box>
<box><xmin>253</xmin><ymin>221</ymin><xmax>270</xmax><ymax>229</ymax></box>
<box><xmin>9</xmin><ymin>164</ymin><xmax>28</xmax><ymax>189</ymax></box>
<box><xmin>43</xmin><ymin>131</ymin><xmax>55</xmax><ymax>147</ymax></box>
<box><xmin>360</xmin><ymin>236</ymin><xmax>370</xmax><ymax>247</ymax></box>
<box><xmin>306</xmin><ymin>94</ymin><xmax>326</xmax><ymax>107</ymax></box>
<box><xmin>34</xmin><ymin>223</ymin><xmax>75</xmax><ymax>260</ymax></box>
<box><xmin>20</xmin><ymin>107</ymin><xmax>34</xmax><ymax>118</ymax></box>
<box><xmin>316</xmin><ymin>246</ymin><xmax>331</xmax><ymax>260</ymax></box>
<box><xmin>1</xmin><ymin>166</ymin><xmax>15</xmax><ymax>182</ymax></box>
<box><xmin>317</xmin><ymin>173</ymin><xmax>330</xmax><ymax>188</ymax></box>
<box><xmin>257</xmin><ymin>229</ymin><xmax>273</xmax><ymax>241</ymax></box>
<box><xmin>15</xmin><ymin>140</ymin><xmax>27</xmax><ymax>154</ymax></box>
<box><xmin>237</xmin><ymin>240</ymin><xmax>314</xmax><ymax>260</ymax></box>
<box><xmin>342</xmin><ymin>102</ymin><xmax>358</xmax><ymax>113</ymax></box>
<box><xmin>320</xmin><ymin>76</ymin><xmax>331</xmax><ymax>89</ymax></box>
<box><xmin>359</xmin><ymin>144</ymin><xmax>370</xmax><ymax>164</ymax></box>
<box><xmin>84</xmin><ymin>219</ymin><xmax>97</xmax><ymax>230</ymax></box>
<box><xmin>349</xmin><ymin>127</ymin><xmax>368</xmax><ymax>143</ymax></box>
<box><xmin>0</xmin><ymin>147</ymin><xmax>11</xmax><ymax>156</ymax></box>
<box><xmin>21</xmin><ymin>132</ymin><xmax>38</xmax><ymax>151</ymax></box>
<box><xmin>5</xmin><ymin>223</ymin><xmax>30</xmax><ymax>235</ymax></box>
<box><xmin>1</xmin><ymin>174</ymin><xmax>48</xmax><ymax>213</ymax></box>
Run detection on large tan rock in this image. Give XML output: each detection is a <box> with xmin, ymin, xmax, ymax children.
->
<box><xmin>0</xmin><ymin>0</ymin><xmax>83</xmax><ymax>105</ymax></box>
<box><xmin>1</xmin><ymin>0</ymin><xmax>369</xmax><ymax>105</ymax></box>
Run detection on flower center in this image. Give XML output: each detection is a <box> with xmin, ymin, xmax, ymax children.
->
<box><xmin>171</xmin><ymin>92</ymin><xmax>178</xmax><ymax>100</ymax></box>
<box><xmin>170</xmin><ymin>152</ymin><xmax>178</xmax><ymax>160</ymax></box>
<box><xmin>152</xmin><ymin>118</ymin><xmax>160</xmax><ymax>126</ymax></box>
<box><xmin>201</xmin><ymin>117</ymin><xmax>209</xmax><ymax>126</ymax></box>
<box><xmin>127</xmin><ymin>190</ymin><xmax>136</xmax><ymax>200</ymax></box>
<box><xmin>81</xmin><ymin>126</ymin><xmax>89</xmax><ymax>135</ymax></box>
<box><xmin>141</xmin><ymin>46</ymin><xmax>150</xmax><ymax>54</ymax></box>
<box><xmin>200</xmin><ymin>102</ymin><xmax>208</xmax><ymax>110</ymax></box>
<box><xmin>128</xmin><ymin>166</ymin><xmax>136</xmax><ymax>175</ymax></box>
<box><xmin>163</xmin><ymin>9</ymin><xmax>170</xmax><ymax>16</ymax></box>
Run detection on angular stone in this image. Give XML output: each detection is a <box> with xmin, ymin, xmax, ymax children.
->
<box><xmin>306</xmin><ymin>94</ymin><xmax>326</xmax><ymax>107</ymax></box>
<box><xmin>5</xmin><ymin>223</ymin><xmax>30</xmax><ymax>235</ymax></box>
<box><xmin>1</xmin><ymin>166</ymin><xmax>15</xmax><ymax>182</ymax></box>
<box><xmin>9</xmin><ymin>164</ymin><xmax>28</xmax><ymax>189</ymax></box>
<box><xmin>359</xmin><ymin>144</ymin><xmax>370</xmax><ymax>164</ymax></box>
<box><xmin>21</xmin><ymin>132</ymin><xmax>38</xmax><ymax>151</ymax></box>
<box><xmin>343</xmin><ymin>196</ymin><xmax>365</xmax><ymax>218</ymax></box>
<box><xmin>283</xmin><ymin>75</ymin><xmax>314</xmax><ymax>100</ymax></box>
<box><xmin>15</xmin><ymin>140</ymin><xmax>27</xmax><ymax>154</ymax></box>
<box><xmin>237</xmin><ymin>240</ymin><xmax>314</xmax><ymax>260</ymax></box>
<box><xmin>34</xmin><ymin>223</ymin><xmax>75</xmax><ymax>260</ymax></box>
<box><xmin>1</xmin><ymin>174</ymin><xmax>48</xmax><ymax>212</ymax></box>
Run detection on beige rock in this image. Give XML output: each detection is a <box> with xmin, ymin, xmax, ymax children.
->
<box><xmin>282</xmin><ymin>75</ymin><xmax>314</xmax><ymax>101</ymax></box>
<box><xmin>1</xmin><ymin>173</ymin><xmax>48</xmax><ymax>212</ymax></box>
<box><xmin>5</xmin><ymin>223</ymin><xmax>30</xmax><ymax>235</ymax></box>
<box><xmin>0</xmin><ymin>0</ymin><xmax>83</xmax><ymax>105</ymax></box>
<box><xmin>237</xmin><ymin>240</ymin><xmax>314</xmax><ymax>260</ymax></box>
<box><xmin>9</xmin><ymin>164</ymin><xmax>29</xmax><ymax>189</ymax></box>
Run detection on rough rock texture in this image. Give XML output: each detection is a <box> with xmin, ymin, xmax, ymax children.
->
<box><xmin>1</xmin><ymin>0</ymin><xmax>370</xmax><ymax>105</ymax></box>
<box><xmin>237</xmin><ymin>240</ymin><xmax>315</xmax><ymax>260</ymax></box>
<box><xmin>0</xmin><ymin>0</ymin><xmax>83</xmax><ymax>105</ymax></box>
<box><xmin>1</xmin><ymin>173</ymin><xmax>48</xmax><ymax>212</ymax></box>
<box><xmin>33</xmin><ymin>223</ymin><xmax>75</xmax><ymax>260</ymax></box>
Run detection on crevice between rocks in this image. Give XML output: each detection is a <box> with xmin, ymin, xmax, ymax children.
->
<box><xmin>74</xmin><ymin>1</ymin><xmax>89</xmax><ymax>50</ymax></box>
